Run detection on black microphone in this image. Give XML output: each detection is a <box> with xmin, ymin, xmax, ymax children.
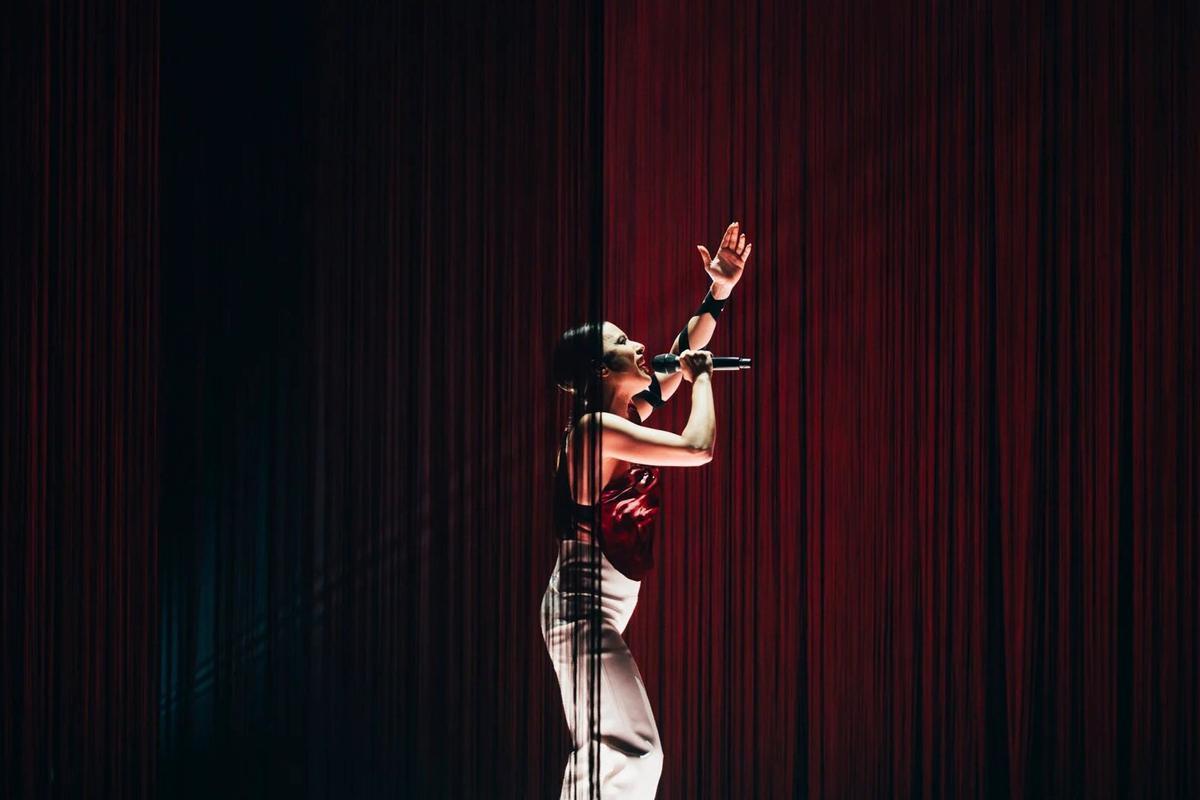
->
<box><xmin>651</xmin><ymin>354</ymin><xmax>752</xmax><ymax>374</ymax></box>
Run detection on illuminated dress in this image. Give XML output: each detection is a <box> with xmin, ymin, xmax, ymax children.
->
<box><xmin>540</xmin><ymin>429</ymin><xmax>664</xmax><ymax>799</ymax></box>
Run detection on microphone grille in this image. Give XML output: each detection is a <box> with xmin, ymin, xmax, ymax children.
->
<box><xmin>650</xmin><ymin>354</ymin><xmax>677</xmax><ymax>372</ymax></box>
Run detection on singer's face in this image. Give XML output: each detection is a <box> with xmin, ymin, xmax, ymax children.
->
<box><xmin>602</xmin><ymin>323</ymin><xmax>653</xmax><ymax>390</ymax></box>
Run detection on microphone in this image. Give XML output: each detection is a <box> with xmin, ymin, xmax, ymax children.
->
<box><xmin>651</xmin><ymin>354</ymin><xmax>752</xmax><ymax>374</ymax></box>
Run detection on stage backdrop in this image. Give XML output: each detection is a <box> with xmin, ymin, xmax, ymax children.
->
<box><xmin>156</xmin><ymin>1</ymin><xmax>603</xmax><ymax>798</ymax></box>
<box><xmin>602</xmin><ymin>1</ymin><xmax>1198</xmax><ymax>797</ymax></box>
<box><xmin>3</xmin><ymin>0</ymin><xmax>1198</xmax><ymax>798</ymax></box>
<box><xmin>2</xmin><ymin>0</ymin><xmax>160</xmax><ymax>797</ymax></box>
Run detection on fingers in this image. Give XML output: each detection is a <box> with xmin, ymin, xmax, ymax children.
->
<box><xmin>717</xmin><ymin>222</ymin><xmax>750</xmax><ymax>259</ymax></box>
<box><xmin>743</xmin><ymin>242</ymin><xmax>752</xmax><ymax>262</ymax></box>
<box><xmin>722</xmin><ymin>222</ymin><xmax>738</xmax><ymax>250</ymax></box>
<box><xmin>678</xmin><ymin>349</ymin><xmax>713</xmax><ymax>381</ymax></box>
<box><xmin>697</xmin><ymin>245</ymin><xmax>711</xmax><ymax>265</ymax></box>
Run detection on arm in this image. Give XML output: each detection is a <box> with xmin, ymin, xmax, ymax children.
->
<box><xmin>580</xmin><ymin>353</ymin><xmax>716</xmax><ymax>471</ymax></box>
<box><xmin>632</xmin><ymin>221</ymin><xmax>751</xmax><ymax>422</ymax></box>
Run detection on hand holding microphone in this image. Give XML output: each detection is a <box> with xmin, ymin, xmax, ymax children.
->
<box><xmin>674</xmin><ymin>350</ymin><xmax>713</xmax><ymax>383</ymax></box>
<box><xmin>652</xmin><ymin>352</ymin><xmax>753</xmax><ymax>378</ymax></box>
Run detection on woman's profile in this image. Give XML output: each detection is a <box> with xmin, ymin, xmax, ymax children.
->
<box><xmin>541</xmin><ymin>222</ymin><xmax>752</xmax><ymax>799</ymax></box>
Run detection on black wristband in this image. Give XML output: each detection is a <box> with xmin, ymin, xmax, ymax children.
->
<box><xmin>633</xmin><ymin>368</ymin><xmax>667</xmax><ymax>408</ymax></box>
<box><xmin>696</xmin><ymin>289</ymin><xmax>728</xmax><ymax>319</ymax></box>
<box><xmin>675</xmin><ymin>289</ymin><xmax>727</xmax><ymax>354</ymax></box>
<box><xmin>675</xmin><ymin>325</ymin><xmax>690</xmax><ymax>353</ymax></box>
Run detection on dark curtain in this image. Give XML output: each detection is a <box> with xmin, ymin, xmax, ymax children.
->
<box><xmin>3</xmin><ymin>0</ymin><xmax>1198</xmax><ymax>798</ymax></box>
<box><xmin>156</xmin><ymin>1</ymin><xmax>600</xmax><ymax>797</ymax></box>
<box><xmin>1</xmin><ymin>0</ymin><xmax>160</xmax><ymax>797</ymax></box>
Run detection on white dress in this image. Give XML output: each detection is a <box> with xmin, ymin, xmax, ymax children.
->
<box><xmin>540</xmin><ymin>538</ymin><xmax>664</xmax><ymax>799</ymax></box>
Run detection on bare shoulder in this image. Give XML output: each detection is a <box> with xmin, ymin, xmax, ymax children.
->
<box><xmin>567</xmin><ymin>412</ymin><xmax>621</xmax><ymax>454</ymax></box>
<box><xmin>575</xmin><ymin>412</ymin><xmax>646</xmax><ymax>442</ymax></box>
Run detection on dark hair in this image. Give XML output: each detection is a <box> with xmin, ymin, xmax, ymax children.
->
<box><xmin>553</xmin><ymin>323</ymin><xmax>610</xmax><ymax>527</ymax></box>
<box><xmin>553</xmin><ymin>322</ymin><xmax>609</xmax><ymax>415</ymax></box>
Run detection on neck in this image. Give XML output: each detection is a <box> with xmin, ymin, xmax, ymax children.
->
<box><xmin>601</xmin><ymin>381</ymin><xmax>633</xmax><ymax>418</ymax></box>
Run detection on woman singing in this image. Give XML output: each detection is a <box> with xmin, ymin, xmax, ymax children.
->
<box><xmin>541</xmin><ymin>222</ymin><xmax>751</xmax><ymax>799</ymax></box>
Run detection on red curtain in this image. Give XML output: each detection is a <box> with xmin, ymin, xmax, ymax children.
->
<box><xmin>605</xmin><ymin>1</ymin><xmax>1198</xmax><ymax>797</ymax></box>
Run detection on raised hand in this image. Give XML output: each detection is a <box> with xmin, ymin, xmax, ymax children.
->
<box><xmin>697</xmin><ymin>221</ymin><xmax>751</xmax><ymax>294</ymax></box>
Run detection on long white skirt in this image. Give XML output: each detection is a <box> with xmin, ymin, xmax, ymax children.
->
<box><xmin>540</xmin><ymin>539</ymin><xmax>664</xmax><ymax>799</ymax></box>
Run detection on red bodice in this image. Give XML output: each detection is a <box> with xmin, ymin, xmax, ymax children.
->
<box><xmin>556</xmin><ymin>447</ymin><xmax>662</xmax><ymax>581</ymax></box>
<box><xmin>591</xmin><ymin>465</ymin><xmax>661</xmax><ymax>580</ymax></box>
